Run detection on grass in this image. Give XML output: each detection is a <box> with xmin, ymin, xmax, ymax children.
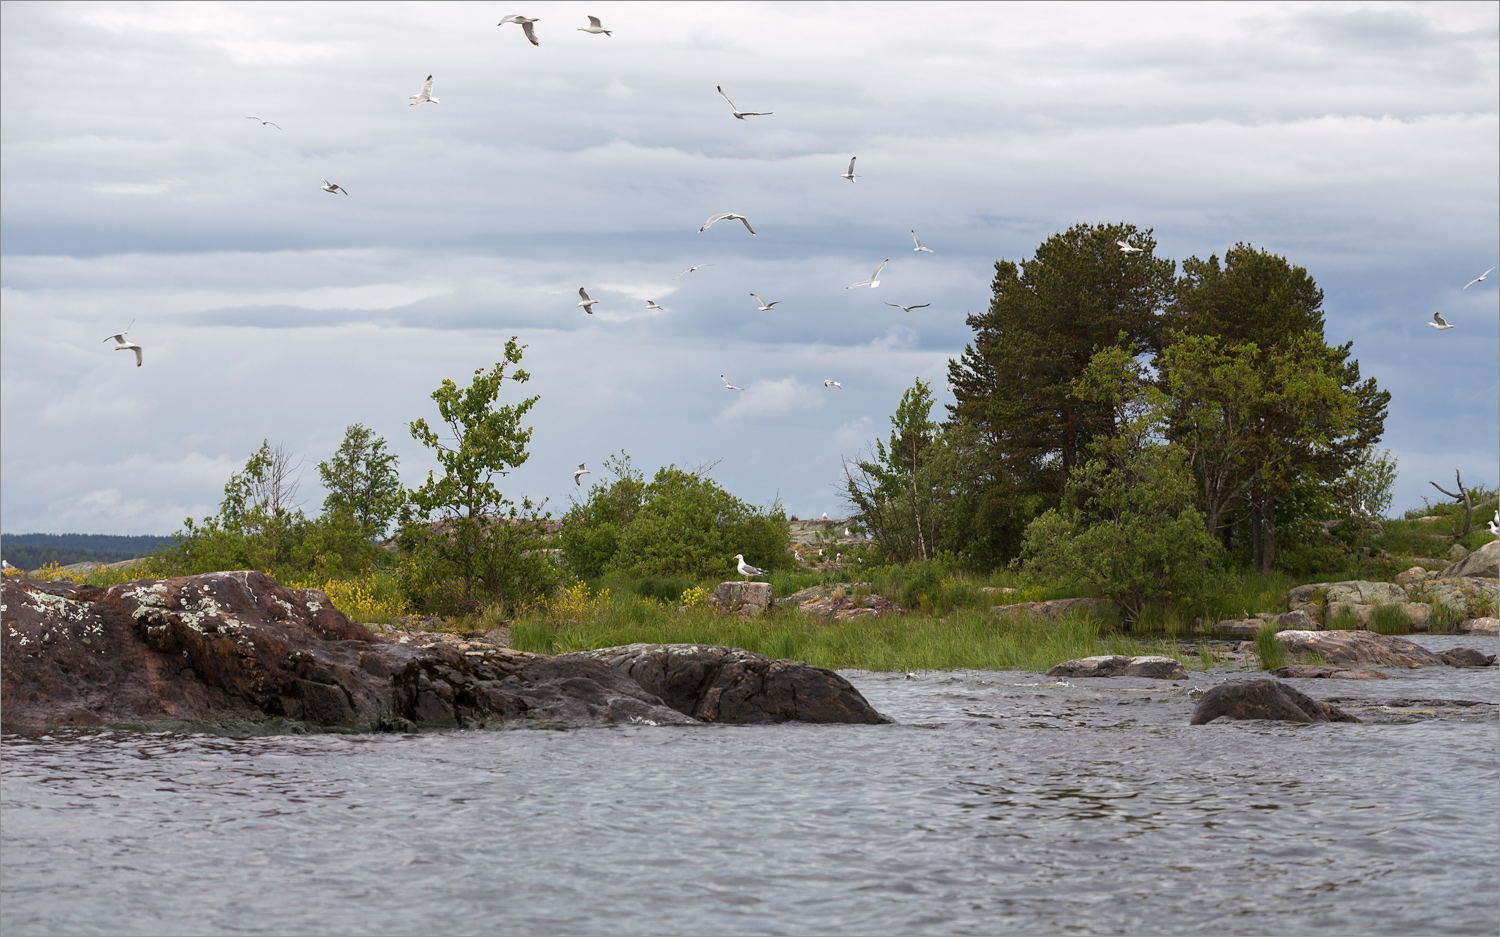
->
<box><xmin>1254</xmin><ymin>621</ymin><xmax>1288</xmax><ymax>670</ymax></box>
<box><xmin>508</xmin><ymin>588</ymin><xmax>1202</xmax><ymax>673</ymax></box>
<box><xmin>1327</xmin><ymin>607</ymin><xmax>1361</xmax><ymax>631</ymax></box>
<box><xmin>1371</xmin><ymin>603</ymin><xmax>1412</xmax><ymax>635</ymax></box>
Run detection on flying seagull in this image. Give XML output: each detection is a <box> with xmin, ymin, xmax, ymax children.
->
<box><xmin>645</xmin><ymin>300</ymin><xmax>665</xmax><ymax>311</ymax></box>
<box><xmin>716</xmin><ymin>85</ymin><xmax>771</xmax><ymax>119</ymax></box>
<box><xmin>824</xmin><ymin>380</ymin><xmax>841</xmax><ymax>389</ymax></box>
<box><xmin>750</xmin><ymin>293</ymin><xmax>778</xmax><ymax>310</ymax></box>
<box><xmin>720</xmin><ymin>374</ymin><xmax>744</xmax><ymax>390</ymax></box>
<box><xmin>245</xmin><ymin>117</ymin><xmax>282</xmax><ymax>129</ymax></box>
<box><xmin>578</xmin><ymin>15</ymin><xmax>611</xmax><ymax>35</ymax></box>
<box><xmin>734</xmin><ymin>554</ymin><xmax>766</xmax><ymax>581</ymax></box>
<box><xmin>498</xmin><ymin>14</ymin><xmax>540</xmax><ymax>45</ymax></box>
<box><xmin>1117</xmin><ymin>240</ymin><xmax>1143</xmax><ymax>254</ymax></box>
<box><xmin>408</xmin><ymin>75</ymin><xmax>439</xmax><ymax>105</ymax></box>
<box><xmin>846</xmin><ymin>259</ymin><xmax>889</xmax><ymax>289</ymax></box>
<box><xmin>840</xmin><ymin>157</ymin><xmax>858</xmax><ymax>183</ymax></box>
<box><xmin>674</xmin><ymin>262</ymin><xmax>714</xmax><ymax>278</ymax></box>
<box><xmin>320</xmin><ymin>179</ymin><xmax>348</xmax><ymax>195</ymax></box>
<box><xmin>946</xmin><ymin>379</ymin><xmax>956</xmax><ymax>392</ymax></box>
<box><xmin>573</xmin><ymin>463</ymin><xmax>591</xmax><ymax>486</ymax></box>
<box><xmin>1428</xmin><ymin>311</ymin><xmax>1453</xmax><ymax>330</ymax></box>
<box><xmin>910</xmin><ymin>230</ymin><xmax>934</xmax><ymax>253</ymax></box>
<box><xmin>700</xmin><ymin>212</ymin><xmax>756</xmax><ymax>236</ymax></box>
<box><xmin>1463</xmin><ymin>266</ymin><xmax>1495</xmax><ymax>289</ymax></box>
<box><xmin>884</xmin><ymin>302</ymin><xmax>930</xmax><ymax>312</ymax></box>
<box><xmin>103</xmin><ymin>321</ymin><xmax>142</xmax><ymax>367</ymax></box>
<box><xmin>577</xmin><ymin>288</ymin><xmax>599</xmax><ymax>314</ymax></box>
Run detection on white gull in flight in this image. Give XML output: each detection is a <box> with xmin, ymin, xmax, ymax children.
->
<box><xmin>846</xmin><ymin>259</ymin><xmax>889</xmax><ymax>289</ymax></box>
<box><xmin>885</xmin><ymin>302</ymin><xmax>930</xmax><ymax>312</ymax></box>
<box><xmin>103</xmin><ymin>321</ymin><xmax>142</xmax><ymax>367</ymax></box>
<box><xmin>910</xmin><ymin>230</ymin><xmax>934</xmax><ymax>253</ymax></box>
<box><xmin>1428</xmin><ymin>311</ymin><xmax>1453</xmax><ymax>330</ymax></box>
<box><xmin>320</xmin><ymin>179</ymin><xmax>348</xmax><ymax>195</ymax></box>
<box><xmin>577</xmin><ymin>288</ymin><xmax>599</xmax><ymax>314</ymax></box>
<box><xmin>700</xmin><ymin>213</ymin><xmax>756</xmax><ymax>236</ymax></box>
<box><xmin>840</xmin><ymin>157</ymin><xmax>858</xmax><ymax>183</ymax></box>
<box><xmin>245</xmin><ymin>117</ymin><xmax>282</xmax><ymax>129</ymax></box>
<box><xmin>498</xmin><ymin>14</ymin><xmax>540</xmax><ymax>45</ymax></box>
<box><xmin>1463</xmin><ymin>266</ymin><xmax>1495</xmax><ymax>289</ymax></box>
<box><xmin>1117</xmin><ymin>240</ymin><xmax>1143</xmax><ymax>254</ymax></box>
<box><xmin>721</xmin><ymin>374</ymin><xmax>744</xmax><ymax>391</ymax></box>
<box><xmin>716</xmin><ymin>85</ymin><xmax>771</xmax><ymax>119</ymax></box>
<box><xmin>674</xmin><ymin>263</ymin><xmax>714</xmax><ymax>278</ymax></box>
<box><xmin>578</xmin><ymin>15</ymin><xmax>611</xmax><ymax>35</ymax></box>
<box><xmin>750</xmin><ymin>293</ymin><xmax>779</xmax><ymax>310</ymax></box>
<box><xmin>408</xmin><ymin>75</ymin><xmax>439</xmax><ymax>105</ymax></box>
<box><xmin>824</xmin><ymin>380</ymin><xmax>841</xmax><ymax>389</ymax></box>
<box><xmin>573</xmin><ymin>463</ymin><xmax>592</xmax><ymax>486</ymax></box>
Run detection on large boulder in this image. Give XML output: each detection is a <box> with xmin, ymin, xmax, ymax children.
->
<box><xmin>991</xmin><ymin>597</ymin><xmax>1116</xmax><ymax>621</ymax></box>
<box><xmin>1459</xmin><ymin>617</ymin><xmax>1499</xmax><ymax>636</ymax></box>
<box><xmin>1046</xmin><ymin>655</ymin><xmax>1186</xmax><ymax>679</ymax></box>
<box><xmin>782</xmin><ymin>585</ymin><xmax>905</xmax><ymax>621</ymax></box>
<box><xmin>1436</xmin><ymin>647</ymin><xmax>1497</xmax><ymax>667</ymax></box>
<box><xmin>708</xmin><ymin>581</ymin><xmax>775</xmax><ymax>617</ymax></box>
<box><xmin>1</xmin><ymin>573</ymin><xmax>885</xmax><ymax>728</ymax></box>
<box><xmin>567</xmin><ymin>644</ymin><xmax>889</xmax><ymax>724</ymax></box>
<box><xmin>1190</xmin><ymin>679</ymin><xmax>1359</xmax><ymax>724</ymax></box>
<box><xmin>1406</xmin><ymin>577</ymin><xmax>1499</xmax><ymax>621</ymax></box>
<box><xmin>1286</xmin><ymin>580</ymin><xmax>1409</xmax><ymax>608</ymax></box>
<box><xmin>1441</xmin><ymin>540</ymin><xmax>1498</xmax><ymax>579</ymax></box>
<box><xmin>1272</xmin><ymin>629</ymin><xmax>1481</xmax><ymax>667</ymax></box>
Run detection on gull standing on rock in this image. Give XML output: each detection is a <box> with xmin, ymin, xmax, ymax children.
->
<box><xmin>1428</xmin><ymin>311</ymin><xmax>1454</xmax><ymax>330</ymax></box>
<box><xmin>408</xmin><ymin>75</ymin><xmax>439</xmax><ymax>105</ymax></box>
<box><xmin>1463</xmin><ymin>266</ymin><xmax>1495</xmax><ymax>289</ymax></box>
<box><xmin>750</xmin><ymin>293</ymin><xmax>778</xmax><ymax>310</ymax></box>
<box><xmin>910</xmin><ymin>230</ymin><xmax>934</xmax><ymax>252</ymax></box>
<box><xmin>578</xmin><ymin>15</ymin><xmax>611</xmax><ymax>35</ymax></box>
<box><xmin>1117</xmin><ymin>240</ymin><xmax>1143</xmax><ymax>254</ymax></box>
<box><xmin>104</xmin><ymin>321</ymin><xmax>142</xmax><ymax>367</ymax></box>
<box><xmin>577</xmin><ymin>288</ymin><xmax>600</xmax><ymax>314</ymax></box>
<box><xmin>824</xmin><ymin>380</ymin><xmax>841</xmax><ymax>389</ymax></box>
<box><xmin>700</xmin><ymin>213</ymin><xmax>756</xmax><ymax>236</ymax></box>
<box><xmin>721</xmin><ymin>374</ymin><xmax>744</xmax><ymax>390</ymax></box>
<box><xmin>674</xmin><ymin>263</ymin><xmax>714</xmax><ymax>278</ymax></box>
<box><xmin>320</xmin><ymin>179</ymin><xmax>348</xmax><ymax>195</ymax></box>
<box><xmin>846</xmin><ymin>259</ymin><xmax>889</xmax><ymax>289</ymax></box>
<box><xmin>841</xmin><ymin>157</ymin><xmax>858</xmax><ymax>182</ymax></box>
<box><xmin>573</xmin><ymin>463</ymin><xmax>592</xmax><ymax>486</ymax></box>
<box><xmin>716</xmin><ymin>86</ymin><xmax>771</xmax><ymax>119</ymax></box>
<box><xmin>498</xmin><ymin>14</ymin><xmax>540</xmax><ymax>45</ymax></box>
<box><xmin>734</xmin><ymin>554</ymin><xmax>765</xmax><ymax>581</ymax></box>
<box><xmin>245</xmin><ymin>117</ymin><xmax>282</xmax><ymax>129</ymax></box>
<box><xmin>885</xmin><ymin>302</ymin><xmax>930</xmax><ymax>312</ymax></box>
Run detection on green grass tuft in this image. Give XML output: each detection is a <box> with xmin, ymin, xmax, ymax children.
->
<box><xmin>1254</xmin><ymin>621</ymin><xmax>1288</xmax><ymax>670</ymax></box>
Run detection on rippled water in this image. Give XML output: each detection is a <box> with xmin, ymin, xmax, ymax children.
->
<box><xmin>4</xmin><ymin>635</ymin><xmax>1497</xmax><ymax>936</ymax></box>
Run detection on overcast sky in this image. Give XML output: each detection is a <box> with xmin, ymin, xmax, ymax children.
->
<box><xmin>2</xmin><ymin>1</ymin><xmax>1496</xmax><ymax>536</ymax></box>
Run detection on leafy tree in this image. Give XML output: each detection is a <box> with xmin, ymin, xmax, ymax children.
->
<box><xmin>318</xmin><ymin>423</ymin><xmax>404</xmax><ymax>540</ymax></box>
<box><xmin>1020</xmin><ymin>362</ymin><xmax>1220</xmax><ymax>628</ymax></box>
<box><xmin>167</xmin><ymin>440</ymin><xmax>312</xmax><ymax>574</ymax></box>
<box><xmin>400</xmin><ymin>339</ymin><xmax>557</xmax><ymax>612</ymax></box>
<box><xmin>1171</xmin><ymin>244</ymin><xmax>1325</xmax><ymax>346</ymax></box>
<box><xmin>557</xmin><ymin>452</ymin><xmax>646</xmax><ymax>578</ymax></box>
<box><xmin>948</xmin><ymin>222</ymin><xmax>1176</xmax><ymax>560</ymax></box>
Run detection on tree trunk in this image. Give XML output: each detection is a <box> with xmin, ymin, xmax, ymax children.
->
<box><xmin>1250</xmin><ymin>493</ymin><xmax>1276</xmax><ymax>573</ymax></box>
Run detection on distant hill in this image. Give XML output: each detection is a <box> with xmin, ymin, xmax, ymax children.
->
<box><xmin>1</xmin><ymin>533</ymin><xmax>176</xmax><ymax>571</ymax></box>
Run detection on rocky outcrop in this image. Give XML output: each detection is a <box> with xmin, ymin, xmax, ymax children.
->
<box><xmin>1269</xmin><ymin>665</ymin><xmax>1391</xmax><ymax>680</ymax></box>
<box><xmin>708</xmin><ymin>581</ymin><xmax>775</xmax><ymax>617</ymax></box>
<box><xmin>1</xmin><ymin>573</ymin><xmax>887</xmax><ymax>728</ymax></box>
<box><xmin>1286</xmin><ymin>580</ymin><xmax>1409</xmax><ymax>608</ymax></box>
<box><xmin>1459</xmin><ymin>617</ymin><xmax>1499</xmax><ymax>636</ymax></box>
<box><xmin>991</xmin><ymin>597</ymin><xmax>1116</xmax><ymax>621</ymax></box>
<box><xmin>1212</xmin><ymin>609</ymin><xmax>1317</xmax><ymax>635</ymax></box>
<box><xmin>1046</xmin><ymin>655</ymin><xmax>1186</xmax><ymax>679</ymax></box>
<box><xmin>1190</xmin><ymin>679</ymin><xmax>1359</xmax><ymax>724</ymax></box>
<box><xmin>1272</xmin><ymin>629</ymin><xmax>1493</xmax><ymax>668</ymax></box>
<box><xmin>785</xmin><ymin>586</ymin><xmax>905</xmax><ymax>621</ymax></box>
<box><xmin>1406</xmin><ymin>577</ymin><xmax>1498</xmax><ymax>622</ymax></box>
<box><xmin>568</xmin><ymin>644</ymin><xmax>889</xmax><ymax>724</ymax></box>
<box><xmin>1441</xmin><ymin>540</ymin><xmax>1499</xmax><ymax>579</ymax></box>
<box><xmin>1436</xmin><ymin>647</ymin><xmax>1497</xmax><ymax>667</ymax></box>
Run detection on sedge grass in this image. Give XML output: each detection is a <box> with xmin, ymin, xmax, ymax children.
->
<box><xmin>510</xmin><ymin>593</ymin><xmax>1201</xmax><ymax>673</ymax></box>
<box><xmin>1254</xmin><ymin>622</ymin><xmax>1289</xmax><ymax>670</ymax></box>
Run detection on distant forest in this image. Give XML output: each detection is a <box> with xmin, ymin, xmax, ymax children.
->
<box><xmin>1</xmin><ymin>533</ymin><xmax>176</xmax><ymax>570</ymax></box>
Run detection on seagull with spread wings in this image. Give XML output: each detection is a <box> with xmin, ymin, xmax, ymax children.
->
<box><xmin>700</xmin><ymin>213</ymin><xmax>756</xmax><ymax>236</ymax></box>
<box><xmin>578</xmin><ymin>15</ymin><xmax>611</xmax><ymax>35</ymax></box>
<box><xmin>1117</xmin><ymin>240</ymin><xmax>1143</xmax><ymax>254</ymax></box>
<box><xmin>245</xmin><ymin>117</ymin><xmax>282</xmax><ymax>130</ymax></box>
<box><xmin>884</xmin><ymin>302</ymin><xmax>930</xmax><ymax>312</ymax></box>
<box><xmin>846</xmin><ymin>259</ymin><xmax>889</xmax><ymax>289</ymax></box>
<box><xmin>103</xmin><ymin>321</ymin><xmax>142</xmax><ymax>367</ymax></box>
<box><xmin>320</xmin><ymin>179</ymin><xmax>348</xmax><ymax>195</ymax></box>
<box><xmin>645</xmin><ymin>300</ymin><xmax>665</xmax><ymax>311</ymax></box>
<box><xmin>824</xmin><ymin>380</ymin><xmax>841</xmax><ymax>389</ymax></box>
<box><xmin>1428</xmin><ymin>311</ymin><xmax>1454</xmax><ymax>330</ymax></box>
<box><xmin>577</xmin><ymin>288</ymin><xmax>599</xmax><ymax>314</ymax></box>
<box><xmin>573</xmin><ymin>463</ymin><xmax>592</xmax><ymax>486</ymax></box>
<box><xmin>1463</xmin><ymin>266</ymin><xmax>1495</xmax><ymax>289</ymax></box>
<box><xmin>721</xmin><ymin>374</ymin><xmax>744</xmax><ymax>391</ymax></box>
<box><xmin>716</xmin><ymin>85</ymin><xmax>771</xmax><ymax>119</ymax></box>
<box><xmin>910</xmin><ymin>230</ymin><xmax>934</xmax><ymax>253</ymax></box>
<box><xmin>498</xmin><ymin>14</ymin><xmax>540</xmax><ymax>45</ymax></box>
<box><xmin>840</xmin><ymin>157</ymin><xmax>858</xmax><ymax>182</ymax></box>
<box><xmin>408</xmin><ymin>75</ymin><xmax>439</xmax><ymax>105</ymax></box>
<box><xmin>750</xmin><ymin>294</ymin><xmax>779</xmax><ymax>311</ymax></box>
<box><xmin>674</xmin><ymin>263</ymin><xmax>714</xmax><ymax>278</ymax></box>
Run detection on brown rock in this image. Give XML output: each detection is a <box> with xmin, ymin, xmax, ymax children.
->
<box><xmin>1437</xmin><ymin>647</ymin><xmax>1496</xmax><ymax>667</ymax></box>
<box><xmin>991</xmin><ymin>597</ymin><xmax>1115</xmax><ymax>620</ymax></box>
<box><xmin>708</xmin><ymin>581</ymin><xmax>775</xmax><ymax>617</ymax></box>
<box><xmin>1441</xmin><ymin>540</ymin><xmax>1499</xmax><ymax>579</ymax></box>
<box><xmin>1046</xmin><ymin>655</ymin><xmax>1186</xmax><ymax>679</ymax></box>
<box><xmin>567</xmin><ymin>643</ymin><xmax>888</xmax><ymax>724</ymax></box>
<box><xmin>1459</xmin><ymin>617</ymin><xmax>1499</xmax><ymax>636</ymax></box>
<box><xmin>1272</xmin><ymin>629</ymin><xmax>1446</xmax><ymax>667</ymax></box>
<box><xmin>1190</xmin><ymin>679</ymin><xmax>1359</xmax><ymax>724</ymax></box>
<box><xmin>1270</xmin><ymin>665</ymin><xmax>1391</xmax><ymax>680</ymax></box>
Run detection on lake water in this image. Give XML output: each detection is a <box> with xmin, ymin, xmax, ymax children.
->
<box><xmin>3</xmin><ymin>635</ymin><xmax>1497</xmax><ymax>936</ymax></box>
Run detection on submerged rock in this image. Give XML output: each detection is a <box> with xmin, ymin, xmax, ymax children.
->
<box><xmin>1046</xmin><ymin>655</ymin><xmax>1186</xmax><ymax>679</ymax></box>
<box><xmin>1190</xmin><ymin>679</ymin><xmax>1359</xmax><ymax>724</ymax></box>
<box><xmin>1269</xmin><ymin>665</ymin><xmax>1391</xmax><ymax>680</ymax></box>
<box><xmin>1</xmin><ymin>573</ymin><xmax>886</xmax><ymax>728</ymax></box>
<box><xmin>567</xmin><ymin>643</ymin><xmax>889</xmax><ymax>724</ymax></box>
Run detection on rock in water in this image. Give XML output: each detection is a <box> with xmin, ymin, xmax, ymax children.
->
<box><xmin>1190</xmin><ymin>679</ymin><xmax>1359</xmax><ymax>724</ymax></box>
<box><xmin>567</xmin><ymin>643</ymin><xmax>889</xmax><ymax>724</ymax></box>
<box><xmin>1269</xmin><ymin>665</ymin><xmax>1391</xmax><ymax>680</ymax></box>
<box><xmin>1273</xmin><ymin>629</ymin><xmax>1449</xmax><ymax>667</ymax></box>
<box><xmin>1046</xmin><ymin>655</ymin><xmax>1187</xmax><ymax>679</ymax></box>
<box><xmin>1437</xmin><ymin>647</ymin><xmax>1497</xmax><ymax>667</ymax></box>
<box><xmin>2</xmin><ymin>573</ymin><xmax>882</xmax><ymax>728</ymax></box>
